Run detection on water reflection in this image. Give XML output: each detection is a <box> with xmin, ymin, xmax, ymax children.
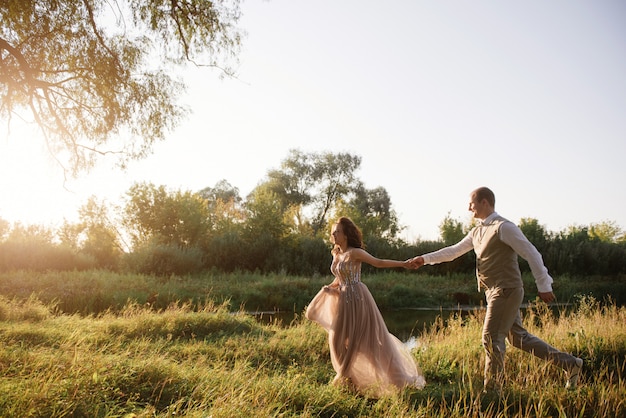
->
<box><xmin>252</xmin><ymin>308</ymin><xmax>466</xmax><ymax>343</ymax></box>
<box><xmin>382</xmin><ymin>308</ymin><xmax>467</xmax><ymax>342</ymax></box>
<box><xmin>252</xmin><ymin>304</ymin><xmax>570</xmax><ymax>344</ymax></box>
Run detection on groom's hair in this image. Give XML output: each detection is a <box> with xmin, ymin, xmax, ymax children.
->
<box><xmin>474</xmin><ymin>187</ymin><xmax>495</xmax><ymax>207</ymax></box>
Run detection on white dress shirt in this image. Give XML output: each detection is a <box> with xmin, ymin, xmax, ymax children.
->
<box><xmin>422</xmin><ymin>212</ymin><xmax>553</xmax><ymax>293</ymax></box>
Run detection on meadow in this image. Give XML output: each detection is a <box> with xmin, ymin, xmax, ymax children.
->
<box><xmin>0</xmin><ymin>271</ymin><xmax>624</xmax><ymax>417</ymax></box>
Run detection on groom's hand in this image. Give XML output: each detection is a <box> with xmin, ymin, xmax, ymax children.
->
<box><xmin>407</xmin><ymin>256</ymin><xmax>425</xmax><ymax>269</ymax></box>
<box><xmin>538</xmin><ymin>291</ymin><xmax>555</xmax><ymax>303</ymax></box>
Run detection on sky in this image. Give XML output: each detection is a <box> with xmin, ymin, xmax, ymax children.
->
<box><xmin>1</xmin><ymin>0</ymin><xmax>625</xmax><ymax>241</ymax></box>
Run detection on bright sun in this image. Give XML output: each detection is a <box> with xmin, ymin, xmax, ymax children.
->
<box><xmin>0</xmin><ymin>123</ymin><xmax>82</xmax><ymax>226</ymax></box>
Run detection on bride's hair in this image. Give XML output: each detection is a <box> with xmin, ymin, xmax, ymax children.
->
<box><xmin>332</xmin><ymin>217</ymin><xmax>364</xmax><ymax>253</ymax></box>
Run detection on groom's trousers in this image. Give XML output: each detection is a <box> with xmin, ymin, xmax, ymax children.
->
<box><xmin>482</xmin><ymin>287</ymin><xmax>579</xmax><ymax>387</ymax></box>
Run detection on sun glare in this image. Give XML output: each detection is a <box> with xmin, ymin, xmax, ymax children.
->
<box><xmin>0</xmin><ymin>128</ymin><xmax>76</xmax><ymax>226</ymax></box>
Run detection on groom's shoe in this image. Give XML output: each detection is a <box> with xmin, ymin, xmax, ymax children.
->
<box><xmin>566</xmin><ymin>357</ymin><xmax>583</xmax><ymax>389</ymax></box>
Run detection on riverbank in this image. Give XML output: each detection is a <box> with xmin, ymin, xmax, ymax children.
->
<box><xmin>254</xmin><ymin>302</ymin><xmax>575</xmax><ymax>342</ymax></box>
<box><xmin>0</xmin><ymin>270</ymin><xmax>624</xmax><ymax>315</ymax></box>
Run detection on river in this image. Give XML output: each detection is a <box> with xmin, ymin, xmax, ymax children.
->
<box><xmin>252</xmin><ymin>307</ymin><xmax>471</xmax><ymax>343</ymax></box>
<box><xmin>252</xmin><ymin>303</ymin><xmax>571</xmax><ymax>345</ymax></box>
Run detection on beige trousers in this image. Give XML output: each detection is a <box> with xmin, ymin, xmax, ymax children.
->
<box><xmin>482</xmin><ymin>287</ymin><xmax>578</xmax><ymax>386</ymax></box>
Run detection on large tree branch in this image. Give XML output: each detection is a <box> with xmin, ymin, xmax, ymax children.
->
<box><xmin>0</xmin><ymin>36</ymin><xmax>36</xmax><ymax>91</ymax></box>
<box><xmin>1</xmin><ymin>0</ymin><xmax>243</xmax><ymax>176</ymax></box>
<box><xmin>82</xmin><ymin>0</ymin><xmax>123</xmax><ymax>71</ymax></box>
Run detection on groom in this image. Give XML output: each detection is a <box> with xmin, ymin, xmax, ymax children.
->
<box><xmin>409</xmin><ymin>187</ymin><xmax>583</xmax><ymax>392</ymax></box>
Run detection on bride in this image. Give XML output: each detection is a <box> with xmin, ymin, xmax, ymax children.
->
<box><xmin>305</xmin><ymin>217</ymin><xmax>426</xmax><ymax>397</ymax></box>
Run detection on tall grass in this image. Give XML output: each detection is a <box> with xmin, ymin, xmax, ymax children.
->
<box><xmin>0</xmin><ymin>294</ymin><xmax>623</xmax><ymax>417</ymax></box>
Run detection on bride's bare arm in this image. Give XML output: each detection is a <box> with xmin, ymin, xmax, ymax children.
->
<box><xmin>352</xmin><ymin>248</ymin><xmax>412</xmax><ymax>269</ymax></box>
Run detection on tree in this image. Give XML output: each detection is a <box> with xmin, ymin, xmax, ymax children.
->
<box><xmin>0</xmin><ymin>222</ymin><xmax>80</xmax><ymax>271</ymax></box>
<box><xmin>122</xmin><ymin>182</ymin><xmax>210</xmax><ymax>249</ymax></box>
<box><xmin>263</xmin><ymin>149</ymin><xmax>362</xmax><ymax>235</ymax></box>
<box><xmin>245</xmin><ymin>186</ymin><xmax>289</xmax><ymax>241</ymax></box>
<box><xmin>334</xmin><ymin>184</ymin><xmax>401</xmax><ymax>241</ymax></box>
<box><xmin>198</xmin><ymin>179</ymin><xmax>244</xmax><ymax>229</ymax></box>
<box><xmin>439</xmin><ymin>212</ymin><xmax>466</xmax><ymax>245</ymax></box>
<box><xmin>311</xmin><ymin>151</ymin><xmax>361</xmax><ymax>234</ymax></box>
<box><xmin>588</xmin><ymin>220</ymin><xmax>624</xmax><ymax>243</ymax></box>
<box><xmin>76</xmin><ymin>197</ymin><xmax>124</xmax><ymax>267</ymax></box>
<box><xmin>263</xmin><ymin>149</ymin><xmax>316</xmax><ymax>229</ymax></box>
<box><xmin>0</xmin><ymin>0</ymin><xmax>243</xmax><ymax>176</ymax></box>
<box><xmin>243</xmin><ymin>186</ymin><xmax>291</xmax><ymax>271</ymax></box>
<box><xmin>199</xmin><ymin>179</ymin><xmax>242</xmax><ymax>208</ymax></box>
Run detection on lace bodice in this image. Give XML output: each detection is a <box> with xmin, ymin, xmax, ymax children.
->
<box><xmin>331</xmin><ymin>253</ymin><xmax>362</xmax><ymax>285</ymax></box>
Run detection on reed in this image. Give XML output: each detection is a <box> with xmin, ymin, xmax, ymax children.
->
<box><xmin>0</xmin><ymin>293</ymin><xmax>623</xmax><ymax>417</ymax></box>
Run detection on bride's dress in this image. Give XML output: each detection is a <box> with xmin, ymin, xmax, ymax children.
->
<box><xmin>305</xmin><ymin>253</ymin><xmax>426</xmax><ymax>397</ymax></box>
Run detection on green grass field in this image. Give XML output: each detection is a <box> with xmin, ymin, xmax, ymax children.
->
<box><xmin>0</xmin><ymin>271</ymin><xmax>624</xmax><ymax>416</ymax></box>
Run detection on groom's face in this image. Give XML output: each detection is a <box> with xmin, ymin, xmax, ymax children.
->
<box><xmin>468</xmin><ymin>193</ymin><xmax>489</xmax><ymax>220</ymax></box>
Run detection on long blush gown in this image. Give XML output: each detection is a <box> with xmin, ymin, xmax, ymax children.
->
<box><xmin>305</xmin><ymin>253</ymin><xmax>426</xmax><ymax>397</ymax></box>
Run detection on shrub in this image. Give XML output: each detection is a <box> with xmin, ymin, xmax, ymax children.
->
<box><xmin>123</xmin><ymin>243</ymin><xmax>203</xmax><ymax>276</ymax></box>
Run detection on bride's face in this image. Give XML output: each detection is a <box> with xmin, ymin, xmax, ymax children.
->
<box><xmin>331</xmin><ymin>223</ymin><xmax>346</xmax><ymax>246</ymax></box>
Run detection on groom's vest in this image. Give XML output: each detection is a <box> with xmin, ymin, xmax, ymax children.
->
<box><xmin>471</xmin><ymin>216</ymin><xmax>523</xmax><ymax>291</ymax></box>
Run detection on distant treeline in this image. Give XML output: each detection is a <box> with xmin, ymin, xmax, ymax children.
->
<box><xmin>0</xmin><ymin>215</ymin><xmax>624</xmax><ymax>278</ymax></box>
<box><xmin>0</xmin><ymin>201</ymin><xmax>624</xmax><ymax>278</ymax></box>
<box><xmin>1</xmin><ymin>150</ymin><xmax>625</xmax><ymax>277</ymax></box>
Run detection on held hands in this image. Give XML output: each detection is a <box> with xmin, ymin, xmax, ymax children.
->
<box><xmin>405</xmin><ymin>256</ymin><xmax>425</xmax><ymax>270</ymax></box>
